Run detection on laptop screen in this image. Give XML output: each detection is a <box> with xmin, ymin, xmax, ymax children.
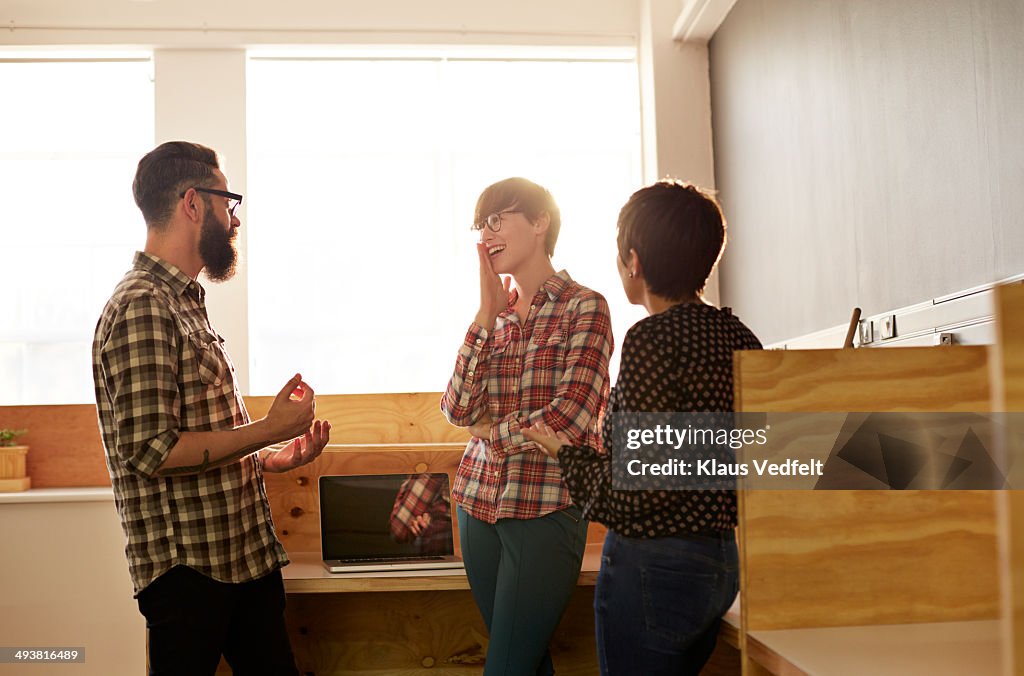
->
<box><xmin>319</xmin><ymin>473</ymin><xmax>455</xmax><ymax>561</ymax></box>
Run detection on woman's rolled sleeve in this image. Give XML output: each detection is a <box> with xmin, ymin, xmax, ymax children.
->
<box><xmin>440</xmin><ymin>322</ymin><xmax>492</xmax><ymax>426</ymax></box>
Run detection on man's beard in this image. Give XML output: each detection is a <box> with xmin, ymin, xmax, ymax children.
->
<box><xmin>199</xmin><ymin>209</ymin><xmax>237</xmax><ymax>282</ymax></box>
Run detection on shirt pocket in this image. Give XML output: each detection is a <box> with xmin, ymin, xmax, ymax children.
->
<box><xmin>187</xmin><ymin>329</ymin><xmax>227</xmax><ymax>386</ymax></box>
<box><xmin>490</xmin><ymin>329</ymin><xmax>515</xmax><ymax>356</ymax></box>
<box><xmin>525</xmin><ymin>329</ymin><xmax>568</xmax><ymax>371</ymax></box>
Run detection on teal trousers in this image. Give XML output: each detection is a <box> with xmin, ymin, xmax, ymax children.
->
<box><xmin>456</xmin><ymin>504</ymin><xmax>588</xmax><ymax>676</ymax></box>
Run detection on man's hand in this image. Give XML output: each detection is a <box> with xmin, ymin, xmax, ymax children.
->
<box><xmin>263</xmin><ymin>419</ymin><xmax>331</xmax><ymax>473</ymax></box>
<box><xmin>522</xmin><ymin>422</ymin><xmax>571</xmax><ymax>460</ymax></box>
<box><xmin>474</xmin><ymin>242</ymin><xmax>511</xmax><ymax>331</ymax></box>
<box><xmin>265</xmin><ymin>373</ymin><xmax>316</xmax><ymax>443</ymax></box>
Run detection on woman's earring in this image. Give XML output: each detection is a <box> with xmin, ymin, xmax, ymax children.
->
<box><xmin>628</xmin><ymin>271</ymin><xmax>635</xmax><ymax>279</ymax></box>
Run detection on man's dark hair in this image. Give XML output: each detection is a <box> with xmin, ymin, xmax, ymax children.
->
<box><xmin>475</xmin><ymin>177</ymin><xmax>562</xmax><ymax>256</ymax></box>
<box><xmin>133</xmin><ymin>141</ymin><xmax>220</xmax><ymax>228</ymax></box>
<box><xmin>616</xmin><ymin>180</ymin><xmax>726</xmax><ymax>300</ymax></box>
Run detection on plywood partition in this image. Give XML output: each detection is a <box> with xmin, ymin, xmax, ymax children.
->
<box><xmin>734</xmin><ymin>346</ymin><xmax>1000</xmax><ymax>632</ymax></box>
<box><xmin>251</xmin><ymin>392</ymin><xmax>471</xmax><ymax>555</ymax></box>
<box><xmin>254</xmin><ymin>392</ymin><xmax>607</xmax><ymax>554</ymax></box>
<box><xmin>735</xmin><ymin>346</ymin><xmax>991</xmax><ymax>413</ymax></box>
<box><xmin>0</xmin><ymin>392</ymin><xmax>467</xmax><ymax>488</ymax></box>
<box><xmin>0</xmin><ymin>404</ymin><xmax>109</xmax><ymax>487</ymax></box>
<box><xmin>243</xmin><ymin>391</ymin><xmax>469</xmax><ymax>445</ymax></box>
<box><xmin>992</xmin><ymin>283</ymin><xmax>1024</xmax><ymax>676</ymax></box>
<box><xmin>0</xmin><ymin>391</ymin><xmax>608</xmax><ymax>551</ymax></box>
<box><xmin>264</xmin><ymin>444</ymin><xmax>466</xmax><ymax>555</ymax></box>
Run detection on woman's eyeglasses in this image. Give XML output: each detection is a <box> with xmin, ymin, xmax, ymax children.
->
<box><xmin>471</xmin><ymin>210</ymin><xmax>521</xmax><ymax>233</ymax></box>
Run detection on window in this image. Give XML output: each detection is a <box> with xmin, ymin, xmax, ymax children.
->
<box><xmin>0</xmin><ymin>56</ymin><xmax>154</xmax><ymax>404</ymax></box>
<box><xmin>246</xmin><ymin>50</ymin><xmax>644</xmax><ymax>395</ymax></box>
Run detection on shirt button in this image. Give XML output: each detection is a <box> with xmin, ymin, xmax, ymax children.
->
<box><xmin>467</xmin><ymin>370</ymin><xmax>474</xmax><ymax>376</ymax></box>
<box><xmin>530</xmin><ymin>304</ymin><xmax>536</xmax><ymax>310</ymax></box>
<box><xmin>475</xmin><ymin>338</ymin><xmax>482</xmax><ymax>344</ymax></box>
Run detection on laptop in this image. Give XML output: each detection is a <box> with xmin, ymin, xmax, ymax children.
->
<box><xmin>319</xmin><ymin>473</ymin><xmax>465</xmax><ymax>573</ymax></box>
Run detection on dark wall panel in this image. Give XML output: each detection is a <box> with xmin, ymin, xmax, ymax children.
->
<box><xmin>710</xmin><ymin>0</ymin><xmax>1024</xmax><ymax>344</ymax></box>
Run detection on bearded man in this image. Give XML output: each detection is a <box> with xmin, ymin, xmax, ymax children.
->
<box><xmin>92</xmin><ymin>141</ymin><xmax>330</xmax><ymax>675</ymax></box>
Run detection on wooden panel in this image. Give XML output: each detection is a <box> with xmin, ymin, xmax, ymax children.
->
<box><xmin>740</xmin><ymin>490</ymin><xmax>998</xmax><ymax>629</ymax></box>
<box><xmin>734</xmin><ymin>346</ymin><xmax>1000</xmax><ymax>631</ymax></box>
<box><xmin>994</xmin><ymin>284</ymin><xmax>1024</xmax><ymax>409</ymax></box>
<box><xmin>0</xmin><ymin>393</ymin><xmax>464</xmax><ymax>487</ymax></box>
<box><xmin>734</xmin><ymin>346</ymin><xmax>991</xmax><ymax>413</ymax></box>
<box><xmin>265</xmin><ymin>445</ymin><xmax>465</xmax><ymax>556</ymax></box>
<box><xmin>0</xmin><ymin>404</ymin><xmax>109</xmax><ymax>488</ymax></box>
<box><xmin>993</xmin><ymin>283</ymin><xmax>1024</xmax><ymax>676</ymax></box>
<box><xmin>0</xmin><ymin>392</ymin><xmax>607</xmax><ymax>552</ymax></box>
<box><xmin>1004</xmin><ymin>489</ymin><xmax>1024</xmax><ymax>676</ymax></box>
<box><xmin>267</xmin><ymin>445</ymin><xmax>607</xmax><ymax>556</ymax></box>
<box><xmin>244</xmin><ymin>392</ymin><xmax>468</xmax><ymax>445</ymax></box>
<box><xmin>281</xmin><ymin>586</ymin><xmax>599</xmax><ymax>676</ymax></box>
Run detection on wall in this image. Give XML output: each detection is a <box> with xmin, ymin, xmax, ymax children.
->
<box><xmin>709</xmin><ymin>0</ymin><xmax>1024</xmax><ymax>345</ymax></box>
<box><xmin>639</xmin><ymin>0</ymin><xmax>723</xmax><ymax>305</ymax></box>
<box><xmin>0</xmin><ymin>494</ymin><xmax>144</xmax><ymax>676</ymax></box>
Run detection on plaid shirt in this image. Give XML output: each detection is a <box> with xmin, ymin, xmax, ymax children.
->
<box><xmin>442</xmin><ymin>270</ymin><xmax>613</xmax><ymax>523</ymax></box>
<box><xmin>92</xmin><ymin>252</ymin><xmax>287</xmax><ymax>596</ymax></box>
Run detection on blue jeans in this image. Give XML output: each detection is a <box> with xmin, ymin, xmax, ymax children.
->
<box><xmin>594</xmin><ymin>529</ymin><xmax>739</xmax><ymax>676</ymax></box>
<box><xmin>457</xmin><ymin>504</ymin><xmax>589</xmax><ymax>676</ymax></box>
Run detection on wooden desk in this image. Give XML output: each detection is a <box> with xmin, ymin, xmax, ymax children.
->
<box><xmin>746</xmin><ymin>620</ymin><xmax>1003</xmax><ymax>676</ymax></box>
<box><xmin>277</xmin><ymin>546</ymin><xmax>741</xmax><ymax>675</ymax></box>
<box><xmin>282</xmin><ymin>544</ymin><xmax>603</xmax><ymax>594</ymax></box>
<box><xmin>276</xmin><ymin>545</ymin><xmax>604</xmax><ymax>675</ymax></box>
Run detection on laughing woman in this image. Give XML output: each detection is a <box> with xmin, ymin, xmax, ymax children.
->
<box><xmin>441</xmin><ymin>177</ymin><xmax>613</xmax><ymax>676</ymax></box>
<box><xmin>525</xmin><ymin>180</ymin><xmax>762</xmax><ymax>676</ymax></box>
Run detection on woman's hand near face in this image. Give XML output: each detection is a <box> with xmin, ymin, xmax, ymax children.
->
<box><xmin>474</xmin><ymin>242</ymin><xmax>510</xmax><ymax>331</ymax></box>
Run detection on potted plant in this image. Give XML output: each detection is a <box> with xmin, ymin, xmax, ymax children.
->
<box><xmin>0</xmin><ymin>428</ymin><xmax>31</xmax><ymax>492</ymax></box>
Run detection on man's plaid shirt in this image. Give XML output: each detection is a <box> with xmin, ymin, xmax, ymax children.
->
<box><xmin>92</xmin><ymin>252</ymin><xmax>287</xmax><ymax>596</ymax></box>
<box><xmin>442</xmin><ymin>270</ymin><xmax>613</xmax><ymax>523</ymax></box>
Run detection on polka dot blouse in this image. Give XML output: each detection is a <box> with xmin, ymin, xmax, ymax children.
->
<box><xmin>557</xmin><ymin>302</ymin><xmax>762</xmax><ymax>538</ymax></box>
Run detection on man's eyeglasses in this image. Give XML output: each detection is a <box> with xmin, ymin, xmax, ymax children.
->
<box><xmin>471</xmin><ymin>210</ymin><xmax>521</xmax><ymax>233</ymax></box>
<box><xmin>181</xmin><ymin>187</ymin><xmax>244</xmax><ymax>217</ymax></box>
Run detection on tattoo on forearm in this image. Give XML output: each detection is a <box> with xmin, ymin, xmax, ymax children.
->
<box><xmin>158</xmin><ymin>441</ymin><xmax>266</xmax><ymax>477</ymax></box>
